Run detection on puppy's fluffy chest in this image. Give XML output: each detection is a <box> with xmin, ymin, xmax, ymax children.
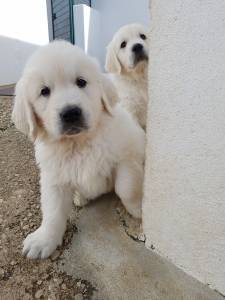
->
<box><xmin>36</xmin><ymin>136</ymin><xmax>116</xmax><ymax>199</ymax></box>
<box><xmin>121</xmin><ymin>77</ymin><xmax>147</xmax><ymax>101</ymax></box>
<box><xmin>114</xmin><ymin>75</ymin><xmax>148</xmax><ymax>127</ymax></box>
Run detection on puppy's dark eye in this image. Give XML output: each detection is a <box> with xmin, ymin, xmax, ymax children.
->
<box><xmin>40</xmin><ymin>86</ymin><xmax>50</xmax><ymax>97</ymax></box>
<box><xmin>76</xmin><ymin>78</ymin><xmax>87</xmax><ymax>88</ymax></box>
<box><xmin>120</xmin><ymin>41</ymin><xmax>127</xmax><ymax>48</ymax></box>
<box><xmin>140</xmin><ymin>34</ymin><xmax>147</xmax><ymax>40</ymax></box>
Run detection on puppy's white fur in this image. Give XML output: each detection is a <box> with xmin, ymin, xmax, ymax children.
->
<box><xmin>12</xmin><ymin>41</ymin><xmax>145</xmax><ymax>259</ymax></box>
<box><xmin>105</xmin><ymin>23</ymin><xmax>149</xmax><ymax>128</ymax></box>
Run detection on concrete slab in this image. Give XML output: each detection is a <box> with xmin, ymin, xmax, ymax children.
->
<box><xmin>60</xmin><ymin>194</ymin><xmax>224</xmax><ymax>300</ymax></box>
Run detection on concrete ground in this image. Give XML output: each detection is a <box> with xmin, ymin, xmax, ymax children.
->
<box><xmin>0</xmin><ymin>96</ymin><xmax>224</xmax><ymax>300</ymax></box>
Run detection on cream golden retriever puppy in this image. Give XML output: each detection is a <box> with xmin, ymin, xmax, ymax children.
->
<box><xmin>105</xmin><ymin>23</ymin><xmax>149</xmax><ymax>129</ymax></box>
<box><xmin>12</xmin><ymin>41</ymin><xmax>145</xmax><ymax>259</ymax></box>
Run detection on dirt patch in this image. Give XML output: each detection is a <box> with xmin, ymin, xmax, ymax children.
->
<box><xmin>0</xmin><ymin>97</ymin><xmax>97</xmax><ymax>300</ymax></box>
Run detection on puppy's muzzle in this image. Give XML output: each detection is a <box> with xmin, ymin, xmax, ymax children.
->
<box><xmin>132</xmin><ymin>43</ymin><xmax>148</xmax><ymax>65</ymax></box>
<box><xmin>60</xmin><ymin>105</ymin><xmax>87</xmax><ymax>135</ymax></box>
<box><xmin>132</xmin><ymin>43</ymin><xmax>144</xmax><ymax>54</ymax></box>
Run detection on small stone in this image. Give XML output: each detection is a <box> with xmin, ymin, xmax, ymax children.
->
<box><xmin>10</xmin><ymin>260</ymin><xmax>16</xmax><ymax>266</ymax></box>
<box><xmin>74</xmin><ymin>294</ymin><xmax>83</xmax><ymax>300</ymax></box>
<box><xmin>48</xmin><ymin>294</ymin><xmax>56</xmax><ymax>300</ymax></box>
<box><xmin>28</xmin><ymin>212</ymin><xmax>32</xmax><ymax>217</ymax></box>
<box><xmin>0</xmin><ymin>268</ymin><xmax>5</xmax><ymax>277</ymax></box>
<box><xmin>0</xmin><ymin>198</ymin><xmax>3</xmax><ymax>203</ymax></box>
<box><xmin>138</xmin><ymin>232</ymin><xmax>146</xmax><ymax>242</ymax></box>
<box><xmin>1</xmin><ymin>233</ymin><xmax>6</xmax><ymax>240</ymax></box>
<box><xmin>23</xmin><ymin>225</ymin><xmax>29</xmax><ymax>230</ymax></box>
<box><xmin>48</xmin><ymin>283</ymin><xmax>54</xmax><ymax>292</ymax></box>
<box><xmin>37</xmin><ymin>280</ymin><xmax>42</xmax><ymax>286</ymax></box>
<box><xmin>61</xmin><ymin>283</ymin><xmax>66</xmax><ymax>290</ymax></box>
<box><xmin>116</xmin><ymin>207</ymin><xmax>121</xmax><ymax>214</ymax></box>
<box><xmin>35</xmin><ymin>289</ymin><xmax>44</xmax><ymax>299</ymax></box>
<box><xmin>3</xmin><ymin>248</ymin><xmax>8</xmax><ymax>254</ymax></box>
<box><xmin>51</xmin><ymin>250</ymin><xmax>60</xmax><ymax>261</ymax></box>
<box><xmin>23</xmin><ymin>217</ymin><xmax>28</xmax><ymax>221</ymax></box>
<box><xmin>53</xmin><ymin>278</ymin><xmax>63</xmax><ymax>284</ymax></box>
<box><xmin>42</xmin><ymin>273</ymin><xmax>50</xmax><ymax>280</ymax></box>
<box><xmin>23</xmin><ymin>293</ymin><xmax>31</xmax><ymax>300</ymax></box>
<box><xmin>14</xmin><ymin>189</ymin><xmax>26</xmax><ymax>196</ymax></box>
<box><xmin>76</xmin><ymin>281</ymin><xmax>81</xmax><ymax>287</ymax></box>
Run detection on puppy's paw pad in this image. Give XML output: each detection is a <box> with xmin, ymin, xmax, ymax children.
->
<box><xmin>23</xmin><ymin>228</ymin><xmax>60</xmax><ymax>259</ymax></box>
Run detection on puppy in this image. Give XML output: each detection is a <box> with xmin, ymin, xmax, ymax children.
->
<box><xmin>105</xmin><ymin>23</ymin><xmax>149</xmax><ymax>129</ymax></box>
<box><xmin>12</xmin><ymin>41</ymin><xmax>145</xmax><ymax>259</ymax></box>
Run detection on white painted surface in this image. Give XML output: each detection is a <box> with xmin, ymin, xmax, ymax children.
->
<box><xmin>73</xmin><ymin>5</ymin><xmax>100</xmax><ymax>63</ymax></box>
<box><xmin>0</xmin><ymin>36</ymin><xmax>38</xmax><ymax>86</ymax></box>
<box><xmin>0</xmin><ymin>0</ymin><xmax>48</xmax><ymax>85</ymax></box>
<box><xmin>74</xmin><ymin>0</ymin><xmax>149</xmax><ymax>66</ymax></box>
<box><xmin>74</xmin><ymin>5</ymin><xmax>86</xmax><ymax>51</ymax></box>
<box><xmin>0</xmin><ymin>0</ymin><xmax>48</xmax><ymax>45</ymax></box>
<box><xmin>143</xmin><ymin>0</ymin><xmax>225</xmax><ymax>295</ymax></box>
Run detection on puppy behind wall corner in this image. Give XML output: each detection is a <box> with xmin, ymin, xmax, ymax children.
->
<box><xmin>12</xmin><ymin>41</ymin><xmax>145</xmax><ymax>259</ymax></box>
<box><xmin>105</xmin><ymin>23</ymin><xmax>149</xmax><ymax>129</ymax></box>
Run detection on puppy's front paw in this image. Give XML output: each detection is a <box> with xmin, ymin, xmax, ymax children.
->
<box><xmin>23</xmin><ymin>227</ymin><xmax>62</xmax><ymax>259</ymax></box>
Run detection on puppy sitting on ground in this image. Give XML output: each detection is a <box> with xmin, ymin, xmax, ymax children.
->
<box><xmin>105</xmin><ymin>23</ymin><xmax>149</xmax><ymax>129</ymax></box>
<box><xmin>12</xmin><ymin>41</ymin><xmax>145</xmax><ymax>259</ymax></box>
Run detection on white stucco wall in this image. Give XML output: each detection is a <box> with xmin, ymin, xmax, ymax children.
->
<box><xmin>74</xmin><ymin>0</ymin><xmax>149</xmax><ymax>66</ymax></box>
<box><xmin>73</xmin><ymin>5</ymin><xmax>101</xmax><ymax>62</ymax></box>
<box><xmin>0</xmin><ymin>0</ymin><xmax>48</xmax><ymax>86</ymax></box>
<box><xmin>0</xmin><ymin>36</ymin><xmax>39</xmax><ymax>86</ymax></box>
<box><xmin>143</xmin><ymin>0</ymin><xmax>225</xmax><ymax>295</ymax></box>
<box><xmin>0</xmin><ymin>0</ymin><xmax>48</xmax><ymax>45</ymax></box>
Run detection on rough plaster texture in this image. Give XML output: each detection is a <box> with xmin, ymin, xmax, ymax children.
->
<box><xmin>143</xmin><ymin>0</ymin><xmax>225</xmax><ymax>295</ymax></box>
<box><xmin>60</xmin><ymin>194</ymin><xmax>223</xmax><ymax>300</ymax></box>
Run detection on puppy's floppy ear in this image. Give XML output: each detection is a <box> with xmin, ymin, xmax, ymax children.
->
<box><xmin>100</xmin><ymin>74</ymin><xmax>118</xmax><ymax>116</ymax></box>
<box><xmin>12</xmin><ymin>76</ymin><xmax>38</xmax><ymax>141</ymax></box>
<box><xmin>105</xmin><ymin>42</ymin><xmax>121</xmax><ymax>74</ymax></box>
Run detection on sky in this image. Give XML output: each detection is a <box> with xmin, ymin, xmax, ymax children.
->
<box><xmin>0</xmin><ymin>0</ymin><xmax>49</xmax><ymax>45</ymax></box>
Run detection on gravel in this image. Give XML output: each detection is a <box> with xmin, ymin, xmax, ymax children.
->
<box><xmin>0</xmin><ymin>97</ymin><xmax>97</xmax><ymax>300</ymax></box>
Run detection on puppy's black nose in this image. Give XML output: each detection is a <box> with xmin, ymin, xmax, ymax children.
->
<box><xmin>60</xmin><ymin>106</ymin><xmax>82</xmax><ymax>123</ymax></box>
<box><xmin>132</xmin><ymin>43</ymin><xmax>144</xmax><ymax>53</ymax></box>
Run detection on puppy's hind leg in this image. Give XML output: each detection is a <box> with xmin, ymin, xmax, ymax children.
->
<box><xmin>115</xmin><ymin>161</ymin><xmax>143</xmax><ymax>219</ymax></box>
